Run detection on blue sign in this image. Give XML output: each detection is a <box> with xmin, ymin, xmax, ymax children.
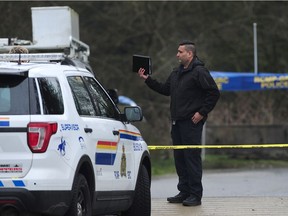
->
<box><xmin>211</xmin><ymin>72</ymin><xmax>288</xmax><ymax>91</ymax></box>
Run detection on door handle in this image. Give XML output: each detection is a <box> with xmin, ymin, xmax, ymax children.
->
<box><xmin>84</xmin><ymin>128</ymin><xmax>93</xmax><ymax>133</ymax></box>
<box><xmin>113</xmin><ymin>130</ymin><xmax>119</xmax><ymax>135</ymax></box>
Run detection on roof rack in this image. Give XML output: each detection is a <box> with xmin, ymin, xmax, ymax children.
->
<box><xmin>0</xmin><ymin>53</ymin><xmax>66</xmax><ymax>62</ymax></box>
<box><xmin>0</xmin><ymin>6</ymin><xmax>90</xmax><ymax>65</ymax></box>
<box><xmin>0</xmin><ymin>37</ymin><xmax>90</xmax><ymax>63</ymax></box>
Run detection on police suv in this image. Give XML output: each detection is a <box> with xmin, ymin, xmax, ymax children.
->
<box><xmin>0</xmin><ymin>41</ymin><xmax>151</xmax><ymax>215</ymax></box>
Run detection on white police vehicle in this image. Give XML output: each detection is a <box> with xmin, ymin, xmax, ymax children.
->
<box><xmin>0</xmin><ymin>51</ymin><xmax>151</xmax><ymax>216</ymax></box>
<box><xmin>0</xmin><ymin>7</ymin><xmax>151</xmax><ymax>216</ymax></box>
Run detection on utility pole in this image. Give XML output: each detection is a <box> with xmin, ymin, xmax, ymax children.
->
<box><xmin>253</xmin><ymin>23</ymin><xmax>258</xmax><ymax>75</ymax></box>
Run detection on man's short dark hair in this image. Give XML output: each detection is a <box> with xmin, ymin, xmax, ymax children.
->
<box><xmin>179</xmin><ymin>40</ymin><xmax>195</xmax><ymax>46</ymax></box>
<box><xmin>179</xmin><ymin>40</ymin><xmax>196</xmax><ymax>56</ymax></box>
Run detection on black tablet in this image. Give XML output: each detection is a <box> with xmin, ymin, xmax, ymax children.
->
<box><xmin>132</xmin><ymin>54</ymin><xmax>152</xmax><ymax>75</ymax></box>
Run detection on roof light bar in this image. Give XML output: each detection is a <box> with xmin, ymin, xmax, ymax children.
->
<box><xmin>0</xmin><ymin>53</ymin><xmax>66</xmax><ymax>62</ymax></box>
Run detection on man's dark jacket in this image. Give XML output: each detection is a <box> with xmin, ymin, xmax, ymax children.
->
<box><xmin>145</xmin><ymin>57</ymin><xmax>220</xmax><ymax>121</ymax></box>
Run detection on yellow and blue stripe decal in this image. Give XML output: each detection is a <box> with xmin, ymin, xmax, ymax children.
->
<box><xmin>119</xmin><ymin>130</ymin><xmax>142</xmax><ymax>141</ymax></box>
<box><xmin>0</xmin><ymin>117</ymin><xmax>10</xmax><ymax>127</ymax></box>
<box><xmin>95</xmin><ymin>141</ymin><xmax>117</xmax><ymax>165</ymax></box>
<box><xmin>95</xmin><ymin>131</ymin><xmax>142</xmax><ymax>165</ymax></box>
<box><xmin>0</xmin><ymin>180</ymin><xmax>25</xmax><ymax>187</ymax></box>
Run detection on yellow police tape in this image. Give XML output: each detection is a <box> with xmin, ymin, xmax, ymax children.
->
<box><xmin>148</xmin><ymin>143</ymin><xmax>288</xmax><ymax>150</ymax></box>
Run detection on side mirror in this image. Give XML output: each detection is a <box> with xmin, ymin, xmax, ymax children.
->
<box><xmin>107</xmin><ymin>89</ymin><xmax>119</xmax><ymax>104</ymax></box>
<box><xmin>124</xmin><ymin>106</ymin><xmax>143</xmax><ymax>122</ymax></box>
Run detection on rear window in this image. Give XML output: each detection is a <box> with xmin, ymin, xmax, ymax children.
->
<box><xmin>0</xmin><ymin>75</ymin><xmax>32</xmax><ymax>115</ymax></box>
<box><xmin>0</xmin><ymin>75</ymin><xmax>63</xmax><ymax>115</ymax></box>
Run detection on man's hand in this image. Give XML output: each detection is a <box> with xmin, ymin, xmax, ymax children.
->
<box><xmin>192</xmin><ymin>112</ymin><xmax>203</xmax><ymax>124</ymax></box>
<box><xmin>138</xmin><ymin>68</ymin><xmax>149</xmax><ymax>80</ymax></box>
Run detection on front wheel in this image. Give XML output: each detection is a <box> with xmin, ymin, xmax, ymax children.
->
<box><xmin>122</xmin><ymin>165</ymin><xmax>151</xmax><ymax>216</ymax></box>
<box><xmin>65</xmin><ymin>174</ymin><xmax>92</xmax><ymax>216</ymax></box>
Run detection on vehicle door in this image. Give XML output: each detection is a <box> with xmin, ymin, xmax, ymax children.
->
<box><xmin>66</xmin><ymin>75</ymin><xmax>135</xmax><ymax>191</ymax></box>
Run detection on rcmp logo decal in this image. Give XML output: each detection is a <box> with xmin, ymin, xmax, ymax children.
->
<box><xmin>120</xmin><ymin>145</ymin><xmax>126</xmax><ymax>177</ymax></box>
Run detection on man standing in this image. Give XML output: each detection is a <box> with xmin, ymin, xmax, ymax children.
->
<box><xmin>138</xmin><ymin>40</ymin><xmax>220</xmax><ymax>206</ymax></box>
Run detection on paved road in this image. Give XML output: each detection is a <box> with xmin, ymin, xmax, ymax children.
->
<box><xmin>151</xmin><ymin>168</ymin><xmax>288</xmax><ymax>216</ymax></box>
<box><xmin>152</xmin><ymin>168</ymin><xmax>288</xmax><ymax>198</ymax></box>
<box><xmin>151</xmin><ymin>197</ymin><xmax>288</xmax><ymax>216</ymax></box>
<box><xmin>22</xmin><ymin>168</ymin><xmax>288</xmax><ymax>216</ymax></box>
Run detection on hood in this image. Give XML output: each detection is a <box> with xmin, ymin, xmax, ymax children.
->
<box><xmin>186</xmin><ymin>56</ymin><xmax>204</xmax><ymax>71</ymax></box>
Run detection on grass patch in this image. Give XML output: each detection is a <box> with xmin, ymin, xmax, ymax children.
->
<box><xmin>151</xmin><ymin>153</ymin><xmax>288</xmax><ymax>176</ymax></box>
<box><xmin>203</xmin><ymin>154</ymin><xmax>288</xmax><ymax>169</ymax></box>
<box><xmin>151</xmin><ymin>156</ymin><xmax>176</xmax><ymax>176</ymax></box>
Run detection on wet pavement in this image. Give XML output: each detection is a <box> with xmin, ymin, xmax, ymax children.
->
<box><xmin>151</xmin><ymin>197</ymin><xmax>288</xmax><ymax>216</ymax></box>
<box><xmin>151</xmin><ymin>168</ymin><xmax>288</xmax><ymax>215</ymax></box>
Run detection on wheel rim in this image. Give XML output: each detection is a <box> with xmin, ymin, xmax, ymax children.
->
<box><xmin>77</xmin><ymin>187</ymin><xmax>86</xmax><ymax>216</ymax></box>
<box><xmin>77</xmin><ymin>202</ymin><xmax>83</xmax><ymax>216</ymax></box>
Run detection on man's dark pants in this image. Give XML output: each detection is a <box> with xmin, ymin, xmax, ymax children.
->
<box><xmin>171</xmin><ymin>119</ymin><xmax>204</xmax><ymax>200</ymax></box>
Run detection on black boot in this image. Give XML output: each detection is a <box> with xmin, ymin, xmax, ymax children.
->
<box><xmin>167</xmin><ymin>193</ymin><xmax>189</xmax><ymax>203</ymax></box>
<box><xmin>182</xmin><ymin>195</ymin><xmax>201</xmax><ymax>206</ymax></box>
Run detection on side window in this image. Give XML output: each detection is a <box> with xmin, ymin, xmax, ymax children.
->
<box><xmin>29</xmin><ymin>78</ymin><xmax>41</xmax><ymax>115</ymax></box>
<box><xmin>38</xmin><ymin>78</ymin><xmax>64</xmax><ymax>114</ymax></box>
<box><xmin>84</xmin><ymin>77</ymin><xmax>119</xmax><ymax>119</ymax></box>
<box><xmin>67</xmin><ymin>76</ymin><xmax>96</xmax><ymax>116</ymax></box>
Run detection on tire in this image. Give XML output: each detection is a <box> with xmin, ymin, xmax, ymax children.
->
<box><xmin>122</xmin><ymin>165</ymin><xmax>151</xmax><ymax>216</ymax></box>
<box><xmin>65</xmin><ymin>174</ymin><xmax>92</xmax><ymax>216</ymax></box>
<box><xmin>0</xmin><ymin>207</ymin><xmax>19</xmax><ymax>216</ymax></box>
